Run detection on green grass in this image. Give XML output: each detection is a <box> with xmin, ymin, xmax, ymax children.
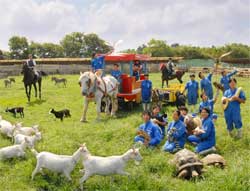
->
<box><xmin>0</xmin><ymin>73</ymin><xmax>249</xmax><ymax>191</ymax></box>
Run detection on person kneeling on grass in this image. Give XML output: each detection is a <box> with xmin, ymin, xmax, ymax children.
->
<box><xmin>162</xmin><ymin>110</ymin><xmax>186</xmax><ymax>153</ymax></box>
<box><xmin>134</xmin><ymin>111</ymin><xmax>162</xmax><ymax>147</ymax></box>
<box><xmin>151</xmin><ymin>105</ymin><xmax>168</xmax><ymax>139</ymax></box>
<box><xmin>187</xmin><ymin>107</ymin><xmax>216</xmax><ymax>155</ymax></box>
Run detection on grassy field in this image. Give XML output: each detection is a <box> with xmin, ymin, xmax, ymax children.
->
<box><xmin>0</xmin><ymin>73</ymin><xmax>249</xmax><ymax>191</ymax></box>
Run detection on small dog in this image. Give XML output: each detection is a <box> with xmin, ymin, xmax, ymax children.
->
<box><xmin>5</xmin><ymin>107</ymin><xmax>24</xmax><ymax>118</ymax></box>
<box><xmin>49</xmin><ymin>109</ymin><xmax>71</xmax><ymax>121</ymax></box>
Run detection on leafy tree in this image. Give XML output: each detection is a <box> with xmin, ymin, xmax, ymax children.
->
<box><xmin>8</xmin><ymin>36</ymin><xmax>29</xmax><ymax>59</ymax></box>
<box><xmin>142</xmin><ymin>39</ymin><xmax>173</xmax><ymax>57</ymax></box>
<box><xmin>83</xmin><ymin>33</ymin><xmax>111</xmax><ymax>57</ymax></box>
<box><xmin>136</xmin><ymin>44</ymin><xmax>147</xmax><ymax>54</ymax></box>
<box><xmin>60</xmin><ymin>32</ymin><xmax>85</xmax><ymax>57</ymax></box>
<box><xmin>121</xmin><ymin>49</ymin><xmax>137</xmax><ymax>54</ymax></box>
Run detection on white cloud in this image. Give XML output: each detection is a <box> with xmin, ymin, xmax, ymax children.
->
<box><xmin>0</xmin><ymin>0</ymin><xmax>249</xmax><ymax>52</ymax></box>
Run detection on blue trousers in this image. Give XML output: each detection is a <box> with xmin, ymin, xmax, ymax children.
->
<box><xmin>162</xmin><ymin>141</ymin><xmax>179</xmax><ymax>153</ymax></box>
<box><xmin>188</xmin><ymin>135</ymin><xmax>214</xmax><ymax>153</ymax></box>
<box><xmin>224</xmin><ymin>109</ymin><xmax>242</xmax><ymax>131</ymax></box>
<box><xmin>188</xmin><ymin>95</ymin><xmax>197</xmax><ymax>105</ymax></box>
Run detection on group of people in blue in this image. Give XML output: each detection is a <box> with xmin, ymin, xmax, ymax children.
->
<box><xmin>91</xmin><ymin>52</ymin><xmax>246</xmax><ymax>154</ymax></box>
<box><xmin>134</xmin><ymin>67</ymin><xmax>246</xmax><ymax>155</ymax></box>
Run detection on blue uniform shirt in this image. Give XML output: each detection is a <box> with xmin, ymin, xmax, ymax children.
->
<box><xmin>220</xmin><ymin>70</ymin><xmax>237</xmax><ymax>91</ymax></box>
<box><xmin>166</xmin><ymin>120</ymin><xmax>186</xmax><ymax>148</ymax></box>
<box><xmin>199</xmin><ymin>99</ymin><xmax>214</xmax><ymax>117</ymax></box>
<box><xmin>200</xmin><ymin>73</ymin><xmax>213</xmax><ymax>99</ymax></box>
<box><xmin>91</xmin><ymin>55</ymin><xmax>105</xmax><ymax>72</ymax></box>
<box><xmin>198</xmin><ymin>117</ymin><xmax>215</xmax><ymax>146</ymax></box>
<box><xmin>111</xmin><ymin>70</ymin><xmax>122</xmax><ymax>81</ymax></box>
<box><xmin>141</xmin><ymin>80</ymin><xmax>152</xmax><ymax>103</ymax></box>
<box><xmin>224</xmin><ymin>88</ymin><xmax>246</xmax><ymax>112</ymax></box>
<box><xmin>185</xmin><ymin>80</ymin><xmax>199</xmax><ymax>104</ymax></box>
<box><xmin>137</xmin><ymin>120</ymin><xmax>162</xmax><ymax>146</ymax></box>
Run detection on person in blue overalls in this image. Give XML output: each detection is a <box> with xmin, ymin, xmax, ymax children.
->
<box><xmin>222</xmin><ymin>78</ymin><xmax>246</xmax><ymax>138</ymax></box>
<box><xmin>187</xmin><ymin>107</ymin><xmax>216</xmax><ymax>155</ymax></box>
<box><xmin>179</xmin><ymin>106</ymin><xmax>188</xmax><ymax>122</ymax></box>
<box><xmin>91</xmin><ymin>49</ymin><xmax>113</xmax><ymax>76</ymax></box>
<box><xmin>199</xmin><ymin>71</ymin><xmax>213</xmax><ymax>100</ymax></box>
<box><xmin>151</xmin><ymin>105</ymin><xmax>168</xmax><ymax>139</ymax></box>
<box><xmin>199</xmin><ymin>86</ymin><xmax>219</xmax><ymax>118</ymax></box>
<box><xmin>162</xmin><ymin>110</ymin><xmax>186</xmax><ymax>153</ymax></box>
<box><xmin>132</xmin><ymin>60</ymin><xmax>141</xmax><ymax>80</ymax></box>
<box><xmin>141</xmin><ymin>73</ymin><xmax>152</xmax><ymax>111</ymax></box>
<box><xmin>134</xmin><ymin>111</ymin><xmax>162</xmax><ymax>147</ymax></box>
<box><xmin>220</xmin><ymin>69</ymin><xmax>237</xmax><ymax>91</ymax></box>
<box><xmin>183</xmin><ymin>73</ymin><xmax>199</xmax><ymax>112</ymax></box>
<box><xmin>111</xmin><ymin>63</ymin><xmax>122</xmax><ymax>81</ymax></box>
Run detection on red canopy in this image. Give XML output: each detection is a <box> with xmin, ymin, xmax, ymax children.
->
<box><xmin>104</xmin><ymin>53</ymin><xmax>150</xmax><ymax>62</ymax></box>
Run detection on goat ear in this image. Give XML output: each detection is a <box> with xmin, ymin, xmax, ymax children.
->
<box><xmin>80</xmin><ymin>71</ymin><xmax>83</xmax><ymax>75</ymax></box>
<box><xmin>80</xmin><ymin>143</ymin><xmax>86</xmax><ymax>147</ymax></box>
<box><xmin>132</xmin><ymin>146</ymin><xmax>136</xmax><ymax>153</ymax></box>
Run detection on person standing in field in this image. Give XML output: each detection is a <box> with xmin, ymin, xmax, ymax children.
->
<box><xmin>91</xmin><ymin>49</ymin><xmax>113</xmax><ymax>76</ymax></box>
<box><xmin>220</xmin><ymin>69</ymin><xmax>237</xmax><ymax>91</ymax></box>
<box><xmin>199</xmin><ymin>71</ymin><xmax>213</xmax><ymax>100</ymax></box>
<box><xmin>183</xmin><ymin>74</ymin><xmax>199</xmax><ymax>112</ymax></box>
<box><xmin>141</xmin><ymin>73</ymin><xmax>152</xmax><ymax>112</ymax></box>
<box><xmin>222</xmin><ymin>78</ymin><xmax>246</xmax><ymax>138</ymax></box>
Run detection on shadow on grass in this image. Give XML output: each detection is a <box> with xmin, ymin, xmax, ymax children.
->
<box><xmin>27</xmin><ymin>99</ymin><xmax>46</xmax><ymax>106</ymax></box>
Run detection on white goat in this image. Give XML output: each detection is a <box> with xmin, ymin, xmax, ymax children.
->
<box><xmin>79</xmin><ymin>145</ymin><xmax>142</xmax><ymax>189</ymax></box>
<box><xmin>14</xmin><ymin>132</ymin><xmax>42</xmax><ymax>148</ymax></box>
<box><xmin>13</xmin><ymin>124</ymin><xmax>39</xmax><ymax>136</ymax></box>
<box><xmin>0</xmin><ymin>139</ymin><xmax>29</xmax><ymax>160</ymax></box>
<box><xmin>31</xmin><ymin>145</ymin><xmax>85</xmax><ymax>180</ymax></box>
<box><xmin>0</xmin><ymin>115</ymin><xmax>15</xmax><ymax>138</ymax></box>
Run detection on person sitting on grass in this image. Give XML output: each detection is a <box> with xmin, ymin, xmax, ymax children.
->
<box><xmin>187</xmin><ymin>107</ymin><xmax>216</xmax><ymax>155</ymax></box>
<box><xmin>151</xmin><ymin>105</ymin><xmax>168</xmax><ymax>139</ymax></box>
<box><xmin>134</xmin><ymin>111</ymin><xmax>162</xmax><ymax>147</ymax></box>
<box><xmin>179</xmin><ymin>106</ymin><xmax>189</xmax><ymax>122</ymax></box>
<box><xmin>162</xmin><ymin>110</ymin><xmax>186</xmax><ymax>153</ymax></box>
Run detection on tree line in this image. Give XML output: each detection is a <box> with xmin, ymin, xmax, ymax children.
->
<box><xmin>0</xmin><ymin>32</ymin><xmax>249</xmax><ymax>60</ymax></box>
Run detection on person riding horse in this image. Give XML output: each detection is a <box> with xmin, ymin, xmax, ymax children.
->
<box><xmin>26</xmin><ymin>54</ymin><xmax>39</xmax><ymax>80</ymax></box>
<box><xmin>167</xmin><ymin>58</ymin><xmax>176</xmax><ymax>76</ymax></box>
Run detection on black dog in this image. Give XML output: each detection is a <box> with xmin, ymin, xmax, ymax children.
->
<box><xmin>175</xmin><ymin>91</ymin><xmax>186</xmax><ymax>109</ymax></box>
<box><xmin>5</xmin><ymin>107</ymin><xmax>24</xmax><ymax>118</ymax></box>
<box><xmin>49</xmin><ymin>108</ymin><xmax>71</xmax><ymax>121</ymax></box>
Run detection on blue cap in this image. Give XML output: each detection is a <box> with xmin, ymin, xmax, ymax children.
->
<box><xmin>212</xmin><ymin>114</ymin><xmax>218</xmax><ymax>119</ymax></box>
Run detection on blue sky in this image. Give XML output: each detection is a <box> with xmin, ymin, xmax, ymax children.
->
<box><xmin>0</xmin><ymin>0</ymin><xmax>249</xmax><ymax>51</ymax></box>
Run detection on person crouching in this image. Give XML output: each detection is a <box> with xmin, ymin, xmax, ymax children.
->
<box><xmin>134</xmin><ymin>111</ymin><xmax>162</xmax><ymax>147</ymax></box>
<box><xmin>187</xmin><ymin>107</ymin><xmax>216</xmax><ymax>155</ymax></box>
<box><xmin>162</xmin><ymin>110</ymin><xmax>186</xmax><ymax>153</ymax></box>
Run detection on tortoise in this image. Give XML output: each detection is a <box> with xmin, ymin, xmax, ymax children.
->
<box><xmin>173</xmin><ymin>149</ymin><xmax>203</xmax><ymax>179</ymax></box>
<box><xmin>201</xmin><ymin>154</ymin><xmax>226</xmax><ymax>168</ymax></box>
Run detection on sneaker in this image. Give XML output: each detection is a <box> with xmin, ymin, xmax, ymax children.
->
<box><xmin>236</xmin><ymin>129</ymin><xmax>243</xmax><ymax>139</ymax></box>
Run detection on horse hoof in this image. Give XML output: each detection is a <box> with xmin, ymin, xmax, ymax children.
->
<box><xmin>80</xmin><ymin>118</ymin><xmax>87</xmax><ymax>122</ymax></box>
<box><xmin>111</xmin><ymin>114</ymin><xmax>117</xmax><ymax>118</ymax></box>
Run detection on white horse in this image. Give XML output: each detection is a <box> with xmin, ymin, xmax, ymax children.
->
<box><xmin>78</xmin><ymin>72</ymin><xmax>119</xmax><ymax>122</ymax></box>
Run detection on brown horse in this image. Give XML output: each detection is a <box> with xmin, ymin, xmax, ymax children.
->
<box><xmin>160</xmin><ymin>64</ymin><xmax>186</xmax><ymax>87</ymax></box>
